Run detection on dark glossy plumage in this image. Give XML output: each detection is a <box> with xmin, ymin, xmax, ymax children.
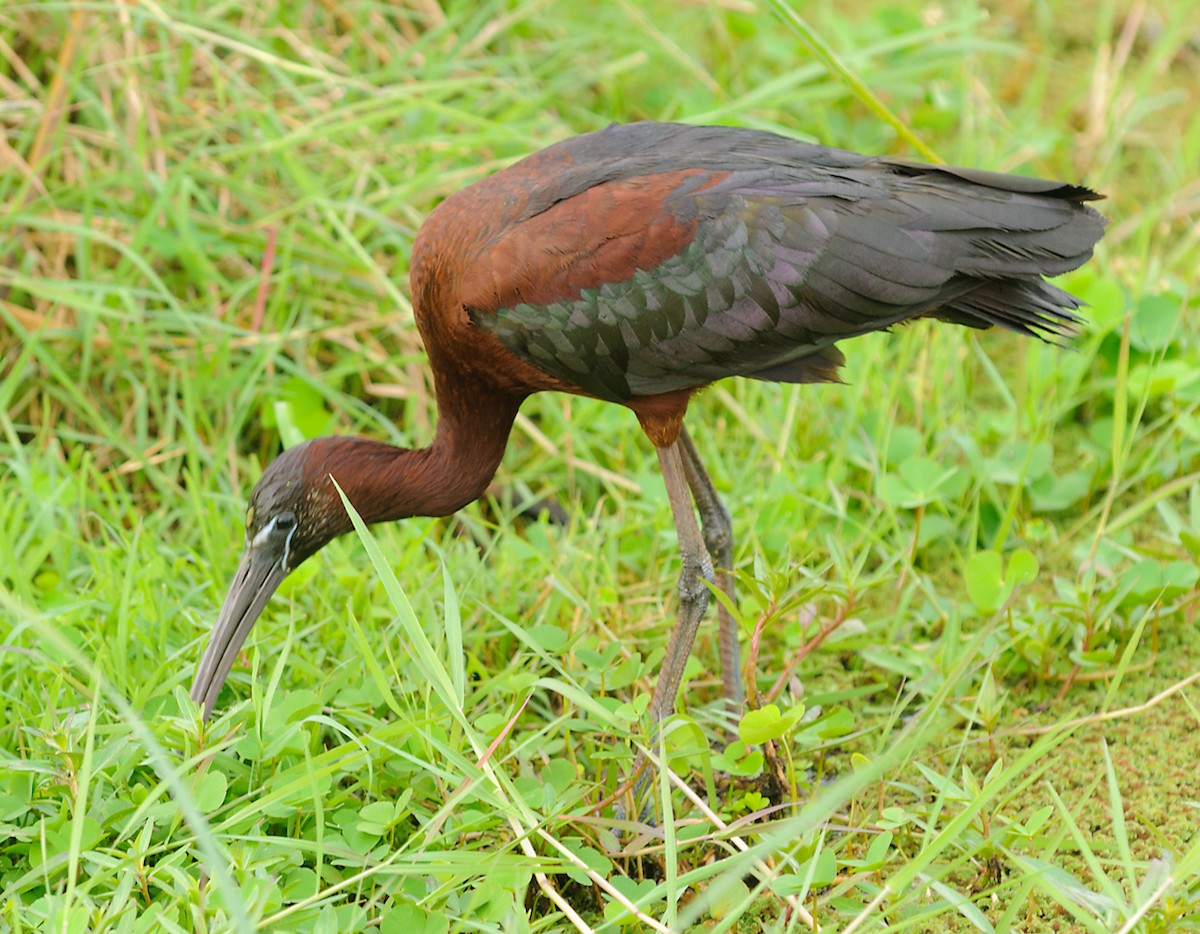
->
<box><xmin>435</xmin><ymin>123</ymin><xmax>1103</xmax><ymax>403</ymax></box>
<box><xmin>190</xmin><ymin>122</ymin><xmax>1106</xmax><ymax>722</ymax></box>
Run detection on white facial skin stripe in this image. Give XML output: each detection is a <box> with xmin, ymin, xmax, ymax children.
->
<box><xmin>278</xmin><ymin>522</ymin><xmax>297</xmax><ymax>572</ymax></box>
<box><xmin>250</xmin><ymin>515</ymin><xmax>278</xmax><ymax>548</ymax></box>
<box><xmin>250</xmin><ymin>515</ymin><xmax>299</xmax><ymax>572</ymax></box>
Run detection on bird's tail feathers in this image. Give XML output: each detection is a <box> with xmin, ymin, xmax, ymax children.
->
<box><xmin>933</xmin><ymin>278</ymin><xmax>1084</xmax><ymax>342</ymax></box>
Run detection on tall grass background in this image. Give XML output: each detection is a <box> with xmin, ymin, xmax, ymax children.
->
<box><xmin>2</xmin><ymin>1</ymin><xmax>1199</xmax><ymax>930</ymax></box>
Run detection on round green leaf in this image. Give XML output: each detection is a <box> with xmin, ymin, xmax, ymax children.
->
<box><xmin>965</xmin><ymin>550</ymin><xmax>1004</xmax><ymax>612</ymax></box>
<box><xmin>738</xmin><ymin>704</ymin><xmax>785</xmax><ymax>744</ymax></box>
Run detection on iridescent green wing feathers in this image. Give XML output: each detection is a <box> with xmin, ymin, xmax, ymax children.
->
<box><xmin>462</xmin><ymin>123</ymin><xmax>1105</xmax><ymax>402</ymax></box>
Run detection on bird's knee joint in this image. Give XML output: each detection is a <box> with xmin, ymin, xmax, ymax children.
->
<box><xmin>678</xmin><ymin>555</ymin><xmax>714</xmax><ymax>605</ymax></box>
<box><xmin>700</xmin><ymin>502</ymin><xmax>733</xmax><ymax>558</ymax></box>
<box><xmin>678</xmin><ymin>579</ymin><xmax>711</xmax><ymax>609</ymax></box>
<box><xmin>703</xmin><ymin>524</ymin><xmax>732</xmax><ymax>559</ymax></box>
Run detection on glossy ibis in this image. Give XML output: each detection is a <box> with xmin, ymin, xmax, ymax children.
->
<box><xmin>190</xmin><ymin>121</ymin><xmax>1105</xmax><ymax>722</ymax></box>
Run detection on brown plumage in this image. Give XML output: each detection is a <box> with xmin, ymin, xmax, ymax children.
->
<box><xmin>190</xmin><ymin>122</ymin><xmax>1106</xmax><ymax>722</ymax></box>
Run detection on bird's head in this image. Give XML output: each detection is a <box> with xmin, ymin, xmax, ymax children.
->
<box><xmin>189</xmin><ymin>439</ymin><xmax>355</xmax><ymax>717</ymax></box>
<box><xmin>188</xmin><ymin>425</ymin><xmax>506</xmax><ymax>718</ymax></box>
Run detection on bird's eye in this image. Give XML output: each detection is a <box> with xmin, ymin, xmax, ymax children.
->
<box><xmin>251</xmin><ymin>510</ymin><xmax>298</xmax><ymax>549</ymax></box>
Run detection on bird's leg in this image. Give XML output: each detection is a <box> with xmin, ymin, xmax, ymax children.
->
<box><xmin>678</xmin><ymin>426</ymin><xmax>743</xmax><ymax>714</ymax></box>
<box><xmin>648</xmin><ymin>439</ymin><xmax>715</xmax><ymax>722</ymax></box>
<box><xmin>616</xmin><ymin>439</ymin><xmax>715</xmax><ymax>824</ymax></box>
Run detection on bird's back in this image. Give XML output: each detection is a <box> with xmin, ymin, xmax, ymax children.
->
<box><xmin>414</xmin><ymin>122</ymin><xmax>1106</xmax><ymax>402</ymax></box>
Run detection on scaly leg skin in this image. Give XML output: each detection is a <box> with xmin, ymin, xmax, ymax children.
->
<box><xmin>621</xmin><ymin>439</ymin><xmax>715</xmax><ymax>822</ymax></box>
<box><xmin>678</xmin><ymin>426</ymin><xmax>743</xmax><ymax>718</ymax></box>
<box><xmin>647</xmin><ymin>438</ymin><xmax>715</xmax><ymax>722</ymax></box>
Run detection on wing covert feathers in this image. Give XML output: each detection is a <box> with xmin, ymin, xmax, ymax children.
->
<box><xmin>429</xmin><ymin>123</ymin><xmax>1105</xmax><ymax>402</ymax></box>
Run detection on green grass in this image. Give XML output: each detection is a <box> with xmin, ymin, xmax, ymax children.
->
<box><xmin>3</xmin><ymin>0</ymin><xmax>1200</xmax><ymax>930</ymax></box>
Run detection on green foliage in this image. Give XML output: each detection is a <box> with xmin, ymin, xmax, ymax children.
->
<box><xmin>965</xmin><ymin>548</ymin><xmax>1039</xmax><ymax>614</ymax></box>
<box><xmin>739</xmin><ymin>703</ymin><xmax>807</xmax><ymax>744</ymax></box>
<box><xmin>3</xmin><ymin>0</ymin><xmax>1200</xmax><ymax>930</ymax></box>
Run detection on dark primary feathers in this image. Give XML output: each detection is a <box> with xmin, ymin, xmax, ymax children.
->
<box><xmin>446</xmin><ymin>122</ymin><xmax>1105</xmax><ymax>402</ymax></box>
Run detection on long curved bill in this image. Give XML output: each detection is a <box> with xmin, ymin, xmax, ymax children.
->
<box><xmin>189</xmin><ymin>547</ymin><xmax>288</xmax><ymax>718</ymax></box>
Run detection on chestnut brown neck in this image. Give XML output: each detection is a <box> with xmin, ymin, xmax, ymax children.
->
<box><xmin>318</xmin><ymin>376</ymin><xmax>525</xmax><ymax>526</ymax></box>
